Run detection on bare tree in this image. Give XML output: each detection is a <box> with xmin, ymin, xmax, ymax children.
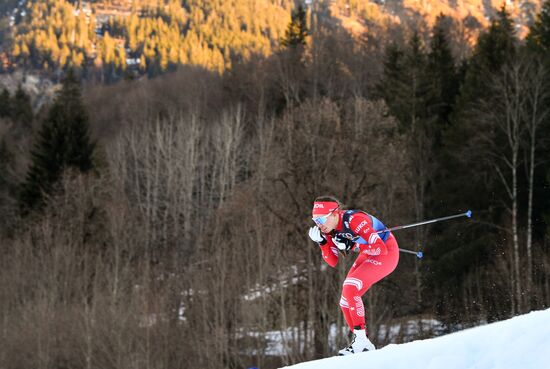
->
<box><xmin>522</xmin><ymin>59</ymin><xmax>549</xmax><ymax>308</ymax></box>
<box><xmin>471</xmin><ymin>56</ymin><xmax>550</xmax><ymax>314</ymax></box>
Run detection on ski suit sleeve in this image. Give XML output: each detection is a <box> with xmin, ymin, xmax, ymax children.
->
<box><xmin>349</xmin><ymin>213</ymin><xmax>388</xmax><ymax>256</ymax></box>
<box><xmin>319</xmin><ymin>235</ymin><xmax>339</xmax><ymax>267</ymax></box>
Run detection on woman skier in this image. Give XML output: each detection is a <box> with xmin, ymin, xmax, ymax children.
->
<box><xmin>308</xmin><ymin>196</ymin><xmax>400</xmax><ymax>355</ymax></box>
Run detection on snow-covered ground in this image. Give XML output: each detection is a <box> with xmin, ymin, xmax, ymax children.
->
<box><xmin>242</xmin><ymin>318</ymin><xmax>446</xmax><ymax>356</ymax></box>
<box><xmin>281</xmin><ymin>308</ymin><xmax>550</xmax><ymax>369</ymax></box>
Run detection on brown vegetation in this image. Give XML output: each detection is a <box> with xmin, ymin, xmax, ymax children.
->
<box><xmin>1</xmin><ymin>4</ymin><xmax>549</xmax><ymax>369</ymax></box>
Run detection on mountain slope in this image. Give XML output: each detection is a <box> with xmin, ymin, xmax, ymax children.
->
<box><xmin>281</xmin><ymin>309</ymin><xmax>550</xmax><ymax>369</ymax></box>
<box><xmin>2</xmin><ymin>0</ymin><xmax>293</xmax><ymax>76</ymax></box>
<box><xmin>0</xmin><ymin>0</ymin><xmax>544</xmax><ymax>78</ymax></box>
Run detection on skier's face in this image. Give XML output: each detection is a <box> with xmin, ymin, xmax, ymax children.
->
<box><xmin>318</xmin><ymin>212</ymin><xmax>339</xmax><ymax>233</ymax></box>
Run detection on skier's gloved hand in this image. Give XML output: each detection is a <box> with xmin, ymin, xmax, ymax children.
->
<box><xmin>333</xmin><ymin>234</ymin><xmax>354</xmax><ymax>253</ymax></box>
<box><xmin>308</xmin><ymin>226</ymin><xmax>327</xmax><ymax>246</ymax></box>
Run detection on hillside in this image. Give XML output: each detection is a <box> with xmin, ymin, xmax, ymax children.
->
<box><xmin>330</xmin><ymin>0</ymin><xmax>540</xmax><ymax>36</ymax></box>
<box><xmin>1</xmin><ymin>0</ymin><xmax>550</xmax><ymax>366</ymax></box>
<box><xmin>1</xmin><ymin>0</ymin><xmax>293</xmax><ymax>78</ymax></box>
<box><xmin>282</xmin><ymin>309</ymin><xmax>550</xmax><ymax>369</ymax></box>
<box><xmin>0</xmin><ymin>0</ymin><xmax>543</xmax><ymax>79</ymax></box>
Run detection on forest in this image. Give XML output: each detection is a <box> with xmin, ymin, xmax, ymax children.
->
<box><xmin>1</xmin><ymin>0</ymin><xmax>540</xmax><ymax>79</ymax></box>
<box><xmin>0</xmin><ymin>0</ymin><xmax>550</xmax><ymax>368</ymax></box>
<box><xmin>2</xmin><ymin>0</ymin><xmax>293</xmax><ymax>79</ymax></box>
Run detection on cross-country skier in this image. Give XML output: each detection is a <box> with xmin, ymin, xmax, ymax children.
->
<box><xmin>308</xmin><ymin>196</ymin><xmax>400</xmax><ymax>355</ymax></box>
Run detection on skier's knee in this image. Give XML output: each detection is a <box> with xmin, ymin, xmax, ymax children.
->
<box><xmin>341</xmin><ymin>280</ymin><xmax>362</xmax><ymax>300</ymax></box>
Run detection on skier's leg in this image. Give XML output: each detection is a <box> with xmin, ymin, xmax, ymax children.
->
<box><xmin>338</xmin><ymin>282</ymin><xmax>373</xmax><ymax>355</ymax></box>
<box><xmin>341</xmin><ymin>235</ymin><xmax>400</xmax><ymax>332</ymax></box>
<box><xmin>339</xmin><ymin>258</ymin><xmax>363</xmax><ymax>331</ymax></box>
<box><xmin>339</xmin><ymin>296</ymin><xmax>355</xmax><ymax>331</ymax></box>
<box><xmin>338</xmin><ymin>236</ymin><xmax>400</xmax><ymax>355</ymax></box>
<box><xmin>341</xmin><ymin>279</ymin><xmax>367</xmax><ymax>329</ymax></box>
<box><xmin>339</xmin><ymin>284</ymin><xmax>372</xmax><ymax>355</ymax></box>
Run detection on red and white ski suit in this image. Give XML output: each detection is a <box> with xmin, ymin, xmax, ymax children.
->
<box><xmin>319</xmin><ymin>211</ymin><xmax>399</xmax><ymax>333</ymax></box>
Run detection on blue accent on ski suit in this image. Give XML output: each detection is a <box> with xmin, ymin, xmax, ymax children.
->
<box><xmin>340</xmin><ymin>210</ymin><xmax>390</xmax><ymax>245</ymax></box>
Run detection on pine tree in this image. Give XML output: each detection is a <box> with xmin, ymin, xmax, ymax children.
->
<box><xmin>281</xmin><ymin>5</ymin><xmax>308</xmax><ymax>48</ymax></box>
<box><xmin>10</xmin><ymin>85</ymin><xmax>33</xmax><ymax>127</ymax></box>
<box><xmin>429</xmin><ymin>6</ymin><xmax>521</xmax><ymax>322</ymax></box>
<box><xmin>378</xmin><ymin>42</ymin><xmax>406</xmax><ymax>120</ymax></box>
<box><xmin>445</xmin><ymin>4</ymin><xmax>517</xmax><ymax>163</ymax></box>
<box><xmin>0</xmin><ymin>88</ymin><xmax>10</xmax><ymax>118</ymax></box>
<box><xmin>0</xmin><ymin>139</ymin><xmax>17</xmax><ymax>234</ymax></box>
<box><xmin>19</xmin><ymin>70</ymin><xmax>95</xmax><ymax>214</ymax></box>
<box><xmin>526</xmin><ymin>0</ymin><xmax>550</xmax><ymax>54</ymax></box>
<box><xmin>378</xmin><ymin>32</ymin><xmax>432</xmax><ymax>132</ymax></box>
<box><xmin>0</xmin><ymin>140</ymin><xmax>13</xmax><ymax>192</ymax></box>
<box><xmin>427</xmin><ymin>15</ymin><xmax>459</xmax><ymax>138</ymax></box>
<box><xmin>527</xmin><ymin>0</ymin><xmax>550</xmax><ymax>277</ymax></box>
<box><xmin>458</xmin><ymin>5</ymin><xmax>516</xmax><ymax>104</ymax></box>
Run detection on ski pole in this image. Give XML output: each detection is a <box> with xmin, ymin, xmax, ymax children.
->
<box><xmin>389</xmin><ymin>211</ymin><xmax>472</xmax><ymax>259</ymax></box>
<box><xmin>399</xmin><ymin>248</ymin><xmax>423</xmax><ymax>259</ymax></box>
<box><xmin>378</xmin><ymin>210</ymin><xmax>472</xmax><ymax>234</ymax></box>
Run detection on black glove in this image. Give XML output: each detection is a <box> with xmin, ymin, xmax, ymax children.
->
<box><xmin>332</xmin><ymin>234</ymin><xmax>354</xmax><ymax>254</ymax></box>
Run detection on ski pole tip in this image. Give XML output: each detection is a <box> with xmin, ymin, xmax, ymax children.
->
<box><xmin>466</xmin><ymin>210</ymin><xmax>472</xmax><ymax>218</ymax></box>
<box><xmin>416</xmin><ymin>251</ymin><xmax>423</xmax><ymax>259</ymax></box>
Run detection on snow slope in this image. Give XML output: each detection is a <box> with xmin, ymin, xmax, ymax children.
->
<box><xmin>281</xmin><ymin>309</ymin><xmax>550</xmax><ymax>369</ymax></box>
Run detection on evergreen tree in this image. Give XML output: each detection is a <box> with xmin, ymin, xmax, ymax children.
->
<box><xmin>378</xmin><ymin>32</ymin><xmax>432</xmax><ymax>132</ymax></box>
<box><xmin>19</xmin><ymin>70</ymin><xmax>95</xmax><ymax>214</ymax></box>
<box><xmin>443</xmin><ymin>4</ymin><xmax>518</xmax><ymax>182</ymax></box>
<box><xmin>379</xmin><ymin>32</ymin><xmax>441</xmax><ymax>311</ymax></box>
<box><xmin>527</xmin><ymin>0</ymin><xmax>550</xmax><ymax>265</ymax></box>
<box><xmin>10</xmin><ymin>85</ymin><xmax>33</xmax><ymax>127</ymax></box>
<box><xmin>427</xmin><ymin>15</ymin><xmax>459</xmax><ymax>133</ymax></box>
<box><xmin>0</xmin><ymin>88</ymin><xmax>10</xmax><ymax>117</ymax></box>
<box><xmin>458</xmin><ymin>5</ymin><xmax>516</xmax><ymax>104</ymax></box>
<box><xmin>281</xmin><ymin>5</ymin><xmax>308</xmax><ymax>48</ymax></box>
<box><xmin>378</xmin><ymin>42</ymin><xmax>406</xmax><ymax>121</ymax></box>
<box><xmin>526</xmin><ymin>0</ymin><xmax>550</xmax><ymax>54</ymax></box>
<box><xmin>0</xmin><ymin>139</ymin><xmax>17</xmax><ymax>233</ymax></box>
<box><xmin>0</xmin><ymin>140</ymin><xmax>13</xmax><ymax>192</ymax></box>
<box><xmin>429</xmin><ymin>6</ymin><xmax>520</xmax><ymax>323</ymax></box>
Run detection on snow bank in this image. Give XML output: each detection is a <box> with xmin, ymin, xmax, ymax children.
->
<box><xmin>281</xmin><ymin>309</ymin><xmax>550</xmax><ymax>369</ymax></box>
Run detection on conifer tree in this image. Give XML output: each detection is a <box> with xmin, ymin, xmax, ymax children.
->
<box><xmin>526</xmin><ymin>0</ymin><xmax>550</xmax><ymax>54</ymax></box>
<box><xmin>445</xmin><ymin>5</ymin><xmax>517</xmax><ymax>166</ymax></box>
<box><xmin>0</xmin><ymin>88</ymin><xmax>10</xmax><ymax>117</ymax></box>
<box><xmin>427</xmin><ymin>15</ymin><xmax>459</xmax><ymax>132</ymax></box>
<box><xmin>527</xmin><ymin>0</ymin><xmax>550</xmax><ymax>276</ymax></box>
<box><xmin>0</xmin><ymin>139</ymin><xmax>16</xmax><ymax>234</ymax></box>
<box><xmin>379</xmin><ymin>32</ymin><xmax>439</xmax><ymax>309</ymax></box>
<box><xmin>378</xmin><ymin>32</ymin><xmax>432</xmax><ymax>132</ymax></box>
<box><xmin>19</xmin><ymin>70</ymin><xmax>95</xmax><ymax>214</ymax></box>
<box><xmin>458</xmin><ymin>5</ymin><xmax>516</xmax><ymax>104</ymax></box>
<box><xmin>429</xmin><ymin>6</ymin><xmax>520</xmax><ymax>321</ymax></box>
<box><xmin>378</xmin><ymin>43</ymin><xmax>405</xmax><ymax>113</ymax></box>
<box><xmin>281</xmin><ymin>5</ymin><xmax>308</xmax><ymax>48</ymax></box>
<box><xmin>0</xmin><ymin>140</ymin><xmax>12</xmax><ymax>191</ymax></box>
<box><xmin>11</xmin><ymin>85</ymin><xmax>33</xmax><ymax>127</ymax></box>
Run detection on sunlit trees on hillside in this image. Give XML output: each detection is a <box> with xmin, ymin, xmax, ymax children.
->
<box><xmin>8</xmin><ymin>0</ymin><xmax>292</xmax><ymax>78</ymax></box>
<box><xmin>11</xmin><ymin>0</ymin><xmax>94</xmax><ymax>71</ymax></box>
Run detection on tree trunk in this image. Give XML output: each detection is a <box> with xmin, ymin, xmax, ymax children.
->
<box><xmin>525</xmin><ymin>60</ymin><xmax>548</xmax><ymax>310</ymax></box>
<box><xmin>511</xmin><ymin>152</ymin><xmax>521</xmax><ymax>314</ymax></box>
